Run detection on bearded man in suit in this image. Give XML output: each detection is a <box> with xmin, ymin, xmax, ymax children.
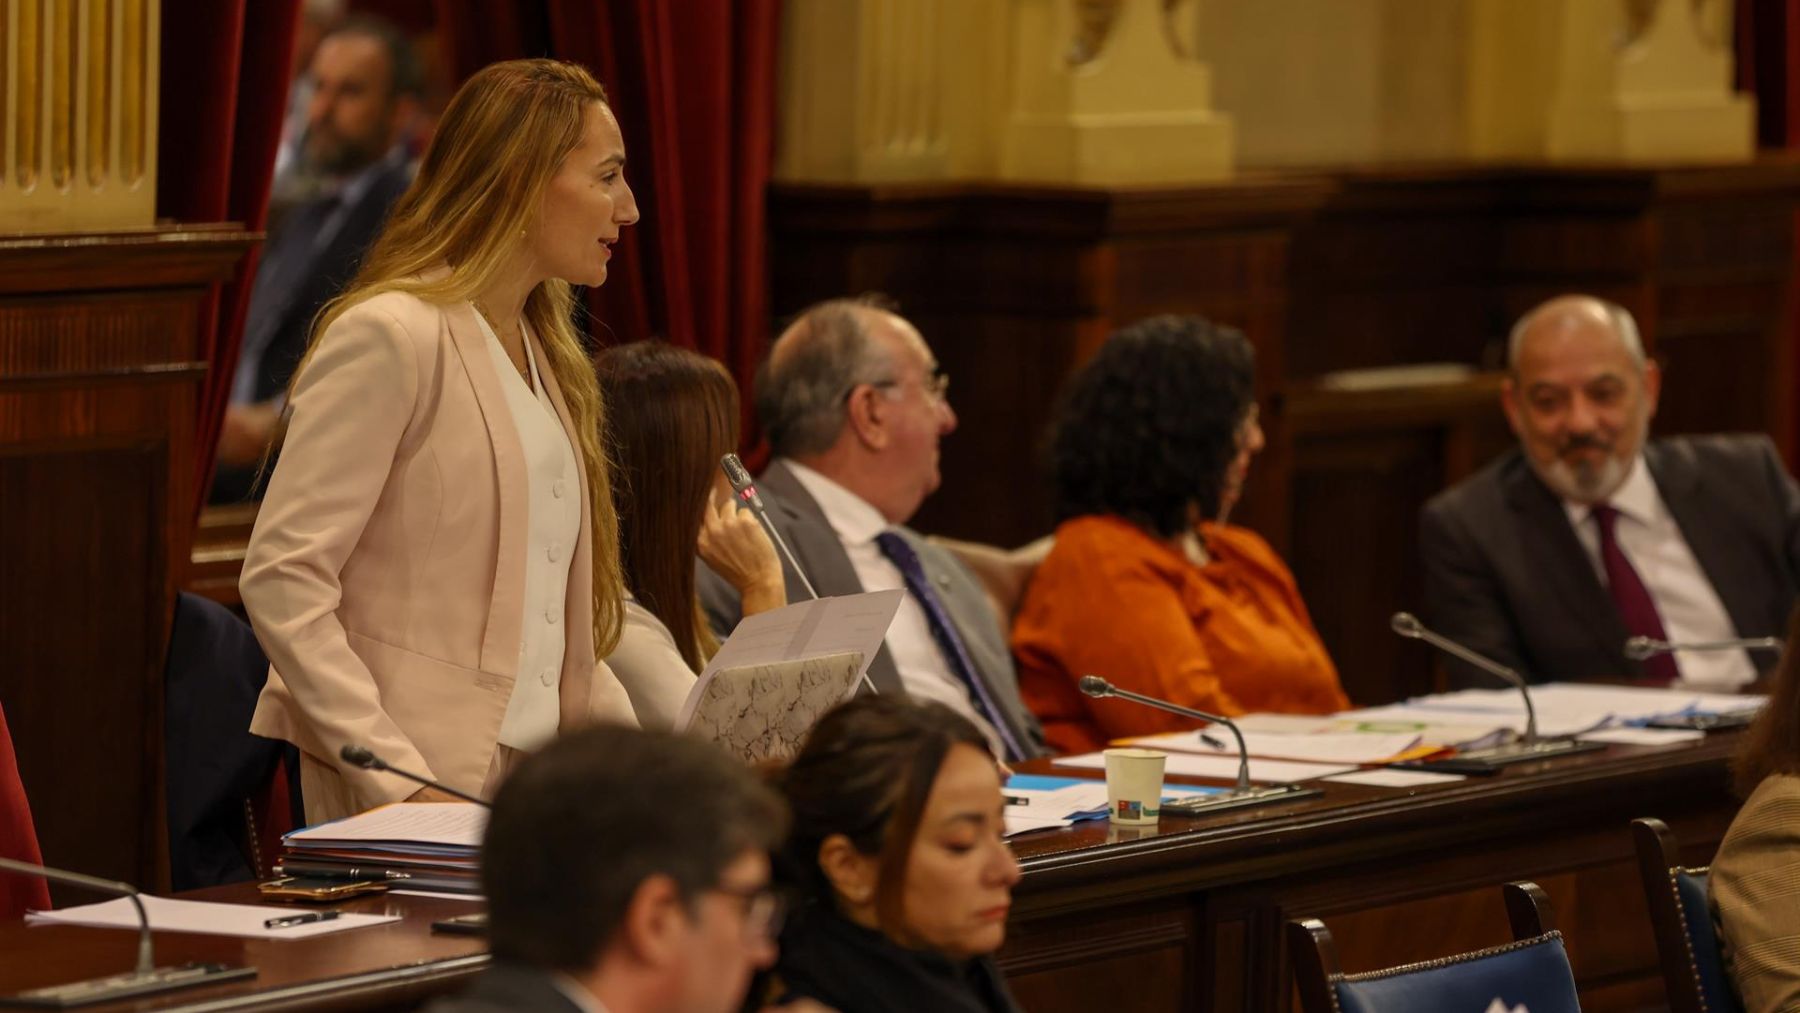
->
<box><xmin>700</xmin><ymin>297</ymin><xmax>1045</xmax><ymax>761</ymax></box>
<box><xmin>211</xmin><ymin>15</ymin><xmax>420</xmax><ymax>503</ymax></box>
<box><xmin>1421</xmin><ymin>294</ymin><xmax>1800</xmax><ymax>689</ymax></box>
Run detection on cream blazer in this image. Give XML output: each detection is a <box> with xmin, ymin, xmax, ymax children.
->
<box><xmin>242</xmin><ymin>290</ymin><xmax>636</xmax><ymax>821</ymax></box>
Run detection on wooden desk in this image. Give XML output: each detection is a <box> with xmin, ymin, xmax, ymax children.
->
<box><xmin>0</xmin><ymin>886</ymin><xmax>487</xmax><ymax>1012</ymax></box>
<box><xmin>999</xmin><ymin>735</ymin><xmax>1739</xmax><ymax>1012</ymax></box>
<box><xmin>0</xmin><ymin>735</ymin><xmax>1740</xmax><ymax>1012</ymax></box>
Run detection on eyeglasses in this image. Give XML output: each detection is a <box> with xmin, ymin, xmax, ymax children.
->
<box><xmin>867</xmin><ymin>365</ymin><xmax>951</xmax><ymax>403</ymax></box>
<box><xmin>710</xmin><ymin>883</ymin><xmax>786</xmax><ymax>941</ymax></box>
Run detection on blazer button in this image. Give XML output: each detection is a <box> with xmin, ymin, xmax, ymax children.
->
<box><xmin>540</xmin><ymin>667</ymin><xmax>556</xmax><ymax>687</ymax></box>
<box><xmin>552</xmin><ymin>480</ymin><xmax>566</xmax><ymax>499</ymax></box>
<box><xmin>547</xmin><ymin>543</ymin><xmax>562</xmax><ymax>562</ymax></box>
<box><xmin>546</xmin><ymin>608</ymin><xmax>561</xmax><ymax>625</ymax></box>
<box><xmin>936</xmin><ymin>572</ymin><xmax>952</xmax><ymax>589</ymax></box>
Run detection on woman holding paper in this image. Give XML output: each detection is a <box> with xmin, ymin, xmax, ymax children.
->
<box><xmin>764</xmin><ymin>695</ymin><xmax>1023</xmax><ymax>1013</ymax></box>
<box><xmin>1011</xmin><ymin>315</ymin><xmax>1348</xmax><ymax>755</ymax></box>
<box><xmin>596</xmin><ymin>342</ymin><xmax>789</xmax><ymax>728</ymax></box>
<box><xmin>241</xmin><ymin>60</ymin><xmax>642</xmax><ymax>822</ymax></box>
<box><xmin>1711</xmin><ymin>606</ymin><xmax>1800</xmax><ymax>1012</ymax></box>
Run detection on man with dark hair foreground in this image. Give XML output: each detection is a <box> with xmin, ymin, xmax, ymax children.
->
<box><xmin>428</xmin><ymin>725</ymin><xmax>825</xmax><ymax>1013</ymax></box>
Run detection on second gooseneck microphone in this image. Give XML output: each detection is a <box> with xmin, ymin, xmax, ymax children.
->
<box><xmin>1624</xmin><ymin>635</ymin><xmax>1785</xmax><ymax>661</ymax></box>
<box><xmin>721</xmin><ymin>454</ymin><xmax>820</xmax><ymax>601</ymax></box>
<box><xmin>1390</xmin><ymin>611</ymin><xmax>1542</xmax><ymax>746</ymax></box>
<box><xmin>1079</xmin><ymin>675</ymin><xmax>1251</xmax><ymax>792</ymax></box>
<box><xmin>340</xmin><ymin>745</ymin><xmax>491</xmax><ymax>808</ymax></box>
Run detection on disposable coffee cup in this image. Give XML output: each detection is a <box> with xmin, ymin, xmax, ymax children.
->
<box><xmin>1103</xmin><ymin>748</ymin><xmax>1166</xmax><ymax>825</ymax></box>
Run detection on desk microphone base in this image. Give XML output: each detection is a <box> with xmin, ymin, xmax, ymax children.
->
<box><xmin>1</xmin><ymin>963</ymin><xmax>256</xmax><ymax>1008</ymax></box>
<box><xmin>1394</xmin><ymin>737</ymin><xmax>1606</xmax><ymax>776</ymax></box>
<box><xmin>1646</xmin><ymin>711</ymin><xmax>1758</xmax><ymax>733</ymax></box>
<box><xmin>1161</xmin><ymin>782</ymin><xmax>1322</xmax><ymax>817</ymax></box>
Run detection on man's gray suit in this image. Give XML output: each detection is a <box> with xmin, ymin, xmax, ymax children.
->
<box><xmin>1420</xmin><ymin>434</ymin><xmax>1800</xmax><ymax>685</ymax></box>
<box><xmin>423</xmin><ymin>962</ymin><xmax>585</xmax><ymax>1013</ymax></box>
<box><xmin>699</xmin><ymin>461</ymin><xmax>1046</xmax><ymax>756</ymax></box>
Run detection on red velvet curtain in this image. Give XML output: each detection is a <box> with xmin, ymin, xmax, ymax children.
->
<box><xmin>160</xmin><ymin>0</ymin><xmax>303</xmax><ymax>523</ymax></box>
<box><xmin>431</xmin><ymin>0</ymin><xmax>781</xmax><ymax>430</ymax></box>
<box><xmin>0</xmin><ymin>702</ymin><xmax>49</xmax><ymax>916</ymax></box>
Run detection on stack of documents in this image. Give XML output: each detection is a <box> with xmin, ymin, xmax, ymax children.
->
<box><xmin>1002</xmin><ymin>774</ymin><xmax>1218</xmax><ymax>837</ymax></box>
<box><xmin>279</xmin><ymin>802</ymin><xmax>487</xmax><ymax>894</ymax></box>
<box><xmin>27</xmin><ymin>896</ymin><xmax>399</xmax><ymax>940</ymax></box>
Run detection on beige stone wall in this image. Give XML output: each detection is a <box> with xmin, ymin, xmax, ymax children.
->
<box><xmin>775</xmin><ymin>0</ymin><xmax>1756</xmax><ymax>184</ymax></box>
<box><xmin>1</xmin><ymin>0</ymin><xmax>159</xmax><ymax>234</ymax></box>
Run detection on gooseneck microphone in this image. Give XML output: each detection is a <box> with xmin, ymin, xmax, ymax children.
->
<box><xmin>1624</xmin><ymin>635</ymin><xmax>1785</xmax><ymax>661</ymax></box>
<box><xmin>721</xmin><ymin>453</ymin><xmax>821</xmax><ymax>601</ymax></box>
<box><xmin>1079</xmin><ymin>675</ymin><xmax>1250</xmax><ymax>791</ymax></box>
<box><xmin>0</xmin><ymin>858</ymin><xmax>254</xmax><ymax>1003</ymax></box>
<box><xmin>1077</xmin><ymin>675</ymin><xmax>1320</xmax><ymax>815</ymax></box>
<box><xmin>1390</xmin><ymin>612</ymin><xmax>1603</xmax><ymax>770</ymax></box>
<box><xmin>1391</xmin><ymin>612</ymin><xmax>1541</xmax><ymax>746</ymax></box>
<box><xmin>340</xmin><ymin>745</ymin><xmax>491</xmax><ymax>807</ymax></box>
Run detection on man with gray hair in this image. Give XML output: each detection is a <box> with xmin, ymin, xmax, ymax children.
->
<box><xmin>700</xmin><ymin>297</ymin><xmax>1045</xmax><ymax>760</ymax></box>
<box><xmin>1420</xmin><ymin>294</ymin><xmax>1800</xmax><ymax>688</ymax></box>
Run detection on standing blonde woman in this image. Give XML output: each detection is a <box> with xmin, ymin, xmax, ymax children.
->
<box><xmin>241</xmin><ymin>59</ymin><xmax>641</xmax><ymax>822</ymax></box>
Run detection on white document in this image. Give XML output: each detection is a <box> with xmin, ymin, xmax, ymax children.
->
<box><xmin>1324</xmin><ymin>768</ymin><xmax>1467</xmax><ymax>788</ymax></box>
<box><xmin>1119</xmin><ymin>729</ymin><xmax>1423</xmax><ymax>765</ymax></box>
<box><xmin>1578</xmin><ymin>726</ymin><xmax>1705</xmax><ymax>746</ymax></box>
<box><xmin>1003</xmin><ymin>812</ymin><xmax>1075</xmax><ymax>837</ymax></box>
<box><xmin>26</xmin><ymin>896</ymin><xmax>399</xmax><ymax>940</ymax></box>
<box><xmin>677</xmin><ymin>591</ymin><xmax>904</xmax><ymax>730</ymax></box>
<box><xmin>285</xmin><ymin>802</ymin><xmax>487</xmax><ymax>847</ymax></box>
<box><xmin>1053</xmin><ymin>752</ymin><xmax>1354</xmax><ymax>783</ymax></box>
<box><xmin>685</xmin><ymin>652</ymin><xmax>865</xmax><ymax>763</ymax></box>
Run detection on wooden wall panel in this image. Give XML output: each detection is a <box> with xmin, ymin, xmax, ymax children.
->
<box><xmin>0</xmin><ymin>226</ymin><xmax>253</xmax><ymax>895</ymax></box>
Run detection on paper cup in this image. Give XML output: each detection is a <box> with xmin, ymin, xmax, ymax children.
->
<box><xmin>1103</xmin><ymin>748</ymin><xmax>1166</xmax><ymax>825</ymax></box>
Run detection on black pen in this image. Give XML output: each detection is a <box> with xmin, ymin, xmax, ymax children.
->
<box><xmin>265</xmin><ymin>910</ymin><xmax>341</xmax><ymax>930</ymax></box>
<box><xmin>1199</xmin><ymin>731</ymin><xmax>1227</xmax><ymax>750</ymax></box>
<box><xmin>273</xmin><ymin>864</ymin><xmax>411</xmax><ymax>882</ymax></box>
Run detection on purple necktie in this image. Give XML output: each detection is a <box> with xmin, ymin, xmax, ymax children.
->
<box><xmin>1592</xmin><ymin>504</ymin><xmax>1680</xmax><ymax>685</ymax></box>
<box><xmin>874</xmin><ymin>531</ymin><xmax>1026</xmax><ymax>761</ymax></box>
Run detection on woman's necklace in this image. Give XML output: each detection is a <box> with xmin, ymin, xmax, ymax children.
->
<box><xmin>473</xmin><ymin>300</ymin><xmax>531</xmax><ymax>387</ymax></box>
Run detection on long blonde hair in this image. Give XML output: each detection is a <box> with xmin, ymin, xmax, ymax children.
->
<box><xmin>287</xmin><ymin>59</ymin><xmax>625</xmax><ymax>655</ymax></box>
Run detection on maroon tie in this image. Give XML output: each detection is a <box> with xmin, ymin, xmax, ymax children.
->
<box><xmin>1592</xmin><ymin>504</ymin><xmax>1680</xmax><ymax>685</ymax></box>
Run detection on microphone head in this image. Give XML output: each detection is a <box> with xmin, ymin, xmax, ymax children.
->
<box><xmin>1078</xmin><ymin>675</ymin><xmax>1113</xmax><ymax>698</ymax></box>
<box><xmin>1623</xmin><ymin>636</ymin><xmax>1659</xmax><ymax>661</ymax></box>
<box><xmin>1390</xmin><ymin>612</ymin><xmax>1425</xmax><ymax>639</ymax></box>
<box><xmin>340</xmin><ymin>744</ymin><xmax>379</xmax><ymax>769</ymax></box>
<box><xmin>720</xmin><ymin>453</ymin><xmax>753</xmax><ymax>491</ymax></box>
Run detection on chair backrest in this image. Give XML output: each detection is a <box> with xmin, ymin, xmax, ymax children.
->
<box><xmin>1289</xmin><ymin>881</ymin><xmax>1582</xmax><ymax>1013</ymax></box>
<box><xmin>1631</xmin><ymin>817</ymin><xmax>1744</xmax><ymax>1013</ymax></box>
<box><xmin>0</xmin><ymin>700</ymin><xmax>51</xmax><ymax>916</ymax></box>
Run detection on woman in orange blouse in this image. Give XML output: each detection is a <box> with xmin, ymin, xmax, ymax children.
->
<box><xmin>1012</xmin><ymin>315</ymin><xmax>1348</xmax><ymax>755</ymax></box>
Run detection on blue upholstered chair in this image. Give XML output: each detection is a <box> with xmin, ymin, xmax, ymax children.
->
<box><xmin>1632</xmin><ymin>817</ymin><xmax>1743</xmax><ymax>1013</ymax></box>
<box><xmin>1288</xmin><ymin>881</ymin><xmax>1582</xmax><ymax>1013</ymax></box>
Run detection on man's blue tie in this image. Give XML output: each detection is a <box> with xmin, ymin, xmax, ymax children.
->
<box><xmin>874</xmin><ymin>531</ymin><xmax>1026</xmax><ymax>761</ymax></box>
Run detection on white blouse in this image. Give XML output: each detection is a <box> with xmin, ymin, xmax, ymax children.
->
<box><xmin>476</xmin><ymin>310</ymin><xmax>581</xmax><ymax>751</ymax></box>
<box><xmin>605</xmin><ymin>599</ymin><xmax>700</xmax><ymax>731</ymax></box>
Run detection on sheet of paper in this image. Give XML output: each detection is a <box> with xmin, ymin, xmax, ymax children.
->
<box><xmin>685</xmin><ymin>652</ymin><xmax>865</xmax><ymax>763</ymax></box>
<box><xmin>1578</xmin><ymin>725</ymin><xmax>1705</xmax><ymax>746</ymax></box>
<box><xmin>677</xmin><ymin>590</ymin><xmax>904</xmax><ymax>729</ymax></box>
<box><xmin>1324</xmin><ymin>768</ymin><xmax>1467</xmax><ymax>788</ymax></box>
<box><xmin>1119</xmin><ymin>729</ymin><xmax>1424</xmax><ymax>765</ymax></box>
<box><xmin>285</xmin><ymin>802</ymin><xmax>487</xmax><ymax>847</ymax></box>
<box><xmin>1003</xmin><ymin>812</ymin><xmax>1074</xmax><ymax>837</ymax></box>
<box><xmin>1053</xmin><ymin>752</ymin><xmax>1354</xmax><ymax>783</ymax></box>
<box><xmin>1006</xmin><ymin>778</ymin><xmax>1214</xmax><ymax>820</ymax></box>
<box><xmin>26</xmin><ymin>896</ymin><xmax>399</xmax><ymax>940</ymax></box>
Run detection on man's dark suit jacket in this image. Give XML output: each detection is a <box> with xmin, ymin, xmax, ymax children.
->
<box><xmin>1420</xmin><ymin>434</ymin><xmax>1800</xmax><ymax>685</ymax></box>
<box><xmin>210</xmin><ymin>157</ymin><xmax>413</xmax><ymax>503</ymax></box>
<box><xmin>697</xmin><ymin>461</ymin><xmax>1047</xmax><ymax>756</ymax></box>
<box><xmin>422</xmin><ymin>962</ymin><xmax>585</xmax><ymax>1013</ymax></box>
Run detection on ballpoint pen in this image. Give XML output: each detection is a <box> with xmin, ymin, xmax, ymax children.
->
<box><xmin>265</xmin><ymin>911</ymin><xmax>342</xmax><ymax>929</ymax></box>
<box><xmin>273</xmin><ymin>864</ymin><xmax>412</xmax><ymax>882</ymax></box>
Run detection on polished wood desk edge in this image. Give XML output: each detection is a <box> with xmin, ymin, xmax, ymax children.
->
<box><xmin>161</xmin><ymin>954</ymin><xmax>489</xmax><ymax>1013</ymax></box>
<box><xmin>1011</xmin><ymin>737</ymin><xmax>1738</xmax><ymax>893</ymax></box>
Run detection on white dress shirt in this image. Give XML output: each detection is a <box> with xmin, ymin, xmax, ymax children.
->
<box><xmin>479</xmin><ymin>313</ymin><xmax>582</xmax><ymax>749</ymax></box>
<box><xmin>782</xmin><ymin>459</ymin><xmax>1004</xmax><ymax>752</ymax></box>
<box><xmin>1563</xmin><ymin>455</ymin><xmax>1755</xmax><ymax>690</ymax></box>
<box><xmin>605</xmin><ymin>598</ymin><xmax>699</xmax><ymax>731</ymax></box>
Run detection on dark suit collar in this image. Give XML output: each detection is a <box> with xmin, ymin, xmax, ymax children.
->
<box><xmin>459</xmin><ymin>961</ymin><xmax>591</xmax><ymax>1013</ymax></box>
<box><xmin>1646</xmin><ymin>439</ymin><xmax>1758</xmax><ymax>636</ymax></box>
<box><xmin>1498</xmin><ymin>451</ymin><xmax>1633</xmax><ymax>673</ymax></box>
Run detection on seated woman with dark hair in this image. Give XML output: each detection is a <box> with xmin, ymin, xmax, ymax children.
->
<box><xmin>768</xmin><ymin>695</ymin><xmax>1023</xmax><ymax>1013</ymax></box>
<box><xmin>1710</xmin><ymin>607</ymin><xmax>1800</xmax><ymax>1013</ymax></box>
<box><xmin>1012</xmin><ymin>315</ymin><xmax>1348</xmax><ymax>754</ymax></box>
<box><xmin>597</xmin><ymin>342</ymin><xmax>788</xmax><ymax>729</ymax></box>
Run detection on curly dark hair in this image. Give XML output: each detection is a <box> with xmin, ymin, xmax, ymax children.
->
<box><xmin>1049</xmin><ymin>315</ymin><xmax>1255</xmax><ymax>537</ymax></box>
